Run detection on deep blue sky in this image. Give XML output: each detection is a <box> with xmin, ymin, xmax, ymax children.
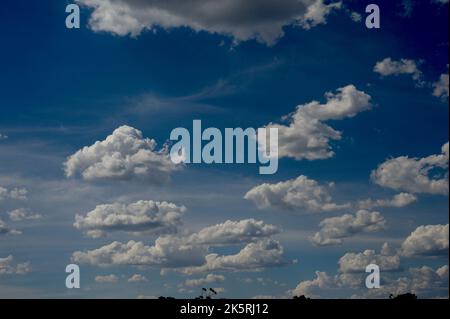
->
<box><xmin>0</xmin><ymin>0</ymin><xmax>448</xmax><ymax>298</ymax></box>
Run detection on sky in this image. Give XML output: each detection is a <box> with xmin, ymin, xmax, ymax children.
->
<box><xmin>0</xmin><ymin>0</ymin><xmax>448</xmax><ymax>299</ymax></box>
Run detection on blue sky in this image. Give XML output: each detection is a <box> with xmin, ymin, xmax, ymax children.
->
<box><xmin>0</xmin><ymin>0</ymin><xmax>448</xmax><ymax>299</ymax></box>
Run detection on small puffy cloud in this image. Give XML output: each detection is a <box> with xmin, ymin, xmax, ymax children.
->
<box><xmin>179</xmin><ymin>239</ymin><xmax>286</xmax><ymax>275</ymax></box>
<box><xmin>0</xmin><ymin>255</ymin><xmax>31</xmax><ymax>275</ymax></box>
<box><xmin>291</xmin><ymin>271</ymin><xmax>334</xmax><ymax>298</ymax></box>
<box><xmin>64</xmin><ymin>126</ymin><xmax>179</xmax><ymax>182</ymax></box>
<box><xmin>95</xmin><ymin>274</ymin><xmax>119</xmax><ymax>283</ymax></box>
<box><xmin>358</xmin><ymin>193</ymin><xmax>417</xmax><ymax>210</ymax></box>
<box><xmin>8</xmin><ymin>208</ymin><xmax>42</xmax><ymax>221</ymax></box>
<box><xmin>374</xmin><ymin>58</ymin><xmax>423</xmax><ymax>84</ymax></box>
<box><xmin>0</xmin><ymin>219</ymin><xmax>21</xmax><ymax>236</ymax></box>
<box><xmin>266</xmin><ymin>85</ymin><xmax>372</xmax><ymax>160</ymax></box>
<box><xmin>186</xmin><ymin>219</ymin><xmax>279</xmax><ymax>246</ymax></box>
<box><xmin>0</xmin><ymin>133</ymin><xmax>7</xmax><ymax>140</ymax></box>
<box><xmin>371</xmin><ymin>142</ymin><xmax>449</xmax><ymax>195</ymax></box>
<box><xmin>401</xmin><ymin>224</ymin><xmax>449</xmax><ymax>257</ymax></box>
<box><xmin>338</xmin><ymin>248</ymin><xmax>401</xmax><ymax>273</ymax></box>
<box><xmin>310</xmin><ymin>210</ymin><xmax>386</xmax><ymax>246</ymax></box>
<box><xmin>433</xmin><ymin>72</ymin><xmax>449</xmax><ymax>99</ymax></box>
<box><xmin>245</xmin><ymin>175</ymin><xmax>349</xmax><ymax>213</ymax></box>
<box><xmin>185</xmin><ymin>274</ymin><xmax>225</xmax><ymax>287</ymax></box>
<box><xmin>128</xmin><ymin>274</ymin><xmax>148</xmax><ymax>282</ymax></box>
<box><xmin>0</xmin><ymin>187</ymin><xmax>27</xmax><ymax>201</ymax></box>
<box><xmin>72</xmin><ymin>239</ymin><xmax>207</xmax><ymax>268</ymax></box>
<box><xmin>74</xmin><ymin>200</ymin><xmax>186</xmax><ymax>238</ymax></box>
<box><xmin>76</xmin><ymin>0</ymin><xmax>342</xmax><ymax>45</ymax></box>
<box><xmin>349</xmin><ymin>11</ymin><xmax>362</xmax><ymax>22</ymax></box>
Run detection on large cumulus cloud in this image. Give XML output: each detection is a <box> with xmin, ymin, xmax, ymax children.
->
<box><xmin>64</xmin><ymin>126</ymin><xmax>180</xmax><ymax>182</ymax></box>
<box><xmin>72</xmin><ymin>218</ymin><xmax>285</xmax><ymax>274</ymax></box>
<box><xmin>310</xmin><ymin>210</ymin><xmax>386</xmax><ymax>246</ymax></box>
<box><xmin>265</xmin><ymin>85</ymin><xmax>372</xmax><ymax>160</ymax></box>
<box><xmin>401</xmin><ymin>224</ymin><xmax>449</xmax><ymax>257</ymax></box>
<box><xmin>244</xmin><ymin>175</ymin><xmax>349</xmax><ymax>213</ymax></box>
<box><xmin>371</xmin><ymin>142</ymin><xmax>449</xmax><ymax>195</ymax></box>
<box><xmin>76</xmin><ymin>0</ymin><xmax>342</xmax><ymax>45</ymax></box>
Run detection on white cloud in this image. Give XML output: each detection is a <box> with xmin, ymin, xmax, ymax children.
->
<box><xmin>128</xmin><ymin>274</ymin><xmax>148</xmax><ymax>282</ymax></box>
<box><xmin>72</xmin><ymin>219</ymin><xmax>284</xmax><ymax>274</ymax></box>
<box><xmin>401</xmin><ymin>224</ymin><xmax>449</xmax><ymax>257</ymax></box>
<box><xmin>374</xmin><ymin>57</ymin><xmax>423</xmax><ymax>84</ymax></box>
<box><xmin>362</xmin><ymin>265</ymin><xmax>449</xmax><ymax>299</ymax></box>
<box><xmin>179</xmin><ymin>239</ymin><xmax>286</xmax><ymax>275</ymax></box>
<box><xmin>95</xmin><ymin>274</ymin><xmax>119</xmax><ymax>283</ymax></box>
<box><xmin>266</xmin><ymin>85</ymin><xmax>372</xmax><ymax>160</ymax></box>
<box><xmin>0</xmin><ymin>133</ymin><xmax>7</xmax><ymax>140</ymax></box>
<box><xmin>245</xmin><ymin>175</ymin><xmax>350</xmax><ymax>213</ymax></box>
<box><xmin>0</xmin><ymin>255</ymin><xmax>31</xmax><ymax>275</ymax></box>
<box><xmin>184</xmin><ymin>274</ymin><xmax>225</xmax><ymax>287</ymax></box>
<box><xmin>291</xmin><ymin>271</ymin><xmax>333</xmax><ymax>298</ymax></box>
<box><xmin>358</xmin><ymin>193</ymin><xmax>417</xmax><ymax>210</ymax></box>
<box><xmin>0</xmin><ymin>219</ymin><xmax>21</xmax><ymax>236</ymax></box>
<box><xmin>433</xmin><ymin>72</ymin><xmax>449</xmax><ymax>99</ymax></box>
<box><xmin>0</xmin><ymin>186</ymin><xmax>28</xmax><ymax>201</ymax></box>
<box><xmin>76</xmin><ymin>0</ymin><xmax>342</xmax><ymax>45</ymax></box>
<box><xmin>338</xmin><ymin>248</ymin><xmax>401</xmax><ymax>273</ymax></box>
<box><xmin>371</xmin><ymin>142</ymin><xmax>449</xmax><ymax>195</ymax></box>
<box><xmin>310</xmin><ymin>210</ymin><xmax>386</xmax><ymax>246</ymax></box>
<box><xmin>72</xmin><ymin>239</ymin><xmax>207</xmax><ymax>268</ymax></box>
<box><xmin>74</xmin><ymin>200</ymin><xmax>186</xmax><ymax>238</ymax></box>
<box><xmin>8</xmin><ymin>208</ymin><xmax>42</xmax><ymax>221</ymax></box>
<box><xmin>293</xmin><ymin>264</ymin><xmax>449</xmax><ymax>299</ymax></box>
<box><xmin>186</xmin><ymin>219</ymin><xmax>280</xmax><ymax>246</ymax></box>
<box><xmin>64</xmin><ymin>125</ymin><xmax>179</xmax><ymax>182</ymax></box>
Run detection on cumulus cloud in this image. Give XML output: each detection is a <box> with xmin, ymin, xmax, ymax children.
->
<box><xmin>128</xmin><ymin>274</ymin><xmax>148</xmax><ymax>282</ymax></box>
<box><xmin>310</xmin><ymin>210</ymin><xmax>386</xmax><ymax>246</ymax></box>
<box><xmin>245</xmin><ymin>175</ymin><xmax>349</xmax><ymax>213</ymax></box>
<box><xmin>291</xmin><ymin>271</ymin><xmax>333</xmax><ymax>298</ymax></box>
<box><xmin>185</xmin><ymin>219</ymin><xmax>280</xmax><ymax>246</ymax></box>
<box><xmin>72</xmin><ymin>219</ymin><xmax>284</xmax><ymax>274</ymax></box>
<box><xmin>0</xmin><ymin>186</ymin><xmax>27</xmax><ymax>201</ymax></box>
<box><xmin>0</xmin><ymin>219</ymin><xmax>21</xmax><ymax>236</ymax></box>
<box><xmin>72</xmin><ymin>239</ymin><xmax>206</xmax><ymax>268</ymax></box>
<box><xmin>74</xmin><ymin>200</ymin><xmax>186</xmax><ymax>238</ymax></box>
<box><xmin>0</xmin><ymin>255</ymin><xmax>31</xmax><ymax>275</ymax></box>
<box><xmin>374</xmin><ymin>58</ymin><xmax>423</xmax><ymax>85</ymax></box>
<box><xmin>371</xmin><ymin>142</ymin><xmax>449</xmax><ymax>195</ymax></box>
<box><xmin>433</xmin><ymin>72</ymin><xmax>449</xmax><ymax>99</ymax></box>
<box><xmin>185</xmin><ymin>273</ymin><xmax>225</xmax><ymax>287</ymax></box>
<box><xmin>290</xmin><ymin>241</ymin><xmax>448</xmax><ymax>298</ymax></box>
<box><xmin>95</xmin><ymin>274</ymin><xmax>119</xmax><ymax>283</ymax></box>
<box><xmin>338</xmin><ymin>248</ymin><xmax>401</xmax><ymax>273</ymax></box>
<box><xmin>64</xmin><ymin>126</ymin><xmax>179</xmax><ymax>182</ymax></box>
<box><xmin>0</xmin><ymin>133</ymin><xmax>7</xmax><ymax>140</ymax></box>
<box><xmin>294</xmin><ymin>264</ymin><xmax>449</xmax><ymax>299</ymax></box>
<box><xmin>8</xmin><ymin>208</ymin><xmax>42</xmax><ymax>221</ymax></box>
<box><xmin>361</xmin><ymin>265</ymin><xmax>449</xmax><ymax>299</ymax></box>
<box><xmin>266</xmin><ymin>85</ymin><xmax>372</xmax><ymax>160</ymax></box>
<box><xmin>179</xmin><ymin>239</ymin><xmax>286</xmax><ymax>275</ymax></box>
<box><xmin>76</xmin><ymin>0</ymin><xmax>342</xmax><ymax>45</ymax></box>
<box><xmin>401</xmin><ymin>224</ymin><xmax>449</xmax><ymax>257</ymax></box>
<box><xmin>358</xmin><ymin>193</ymin><xmax>417</xmax><ymax>210</ymax></box>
